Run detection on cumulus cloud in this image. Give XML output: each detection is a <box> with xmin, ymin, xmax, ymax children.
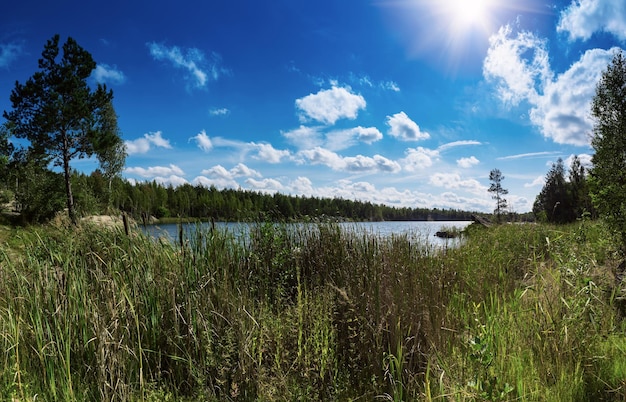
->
<box><xmin>483</xmin><ymin>25</ymin><xmax>551</xmax><ymax>106</ymax></box>
<box><xmin>457</xmin><ymin>156</ymin><xmax>480</xmax><ymax>168</ymax></box>
<box><xmin>163</xmin><ymin>175</ymin><xmax>188</xmax><ymax>187</ymax></box>
<box><xmin>297</xmin><ymin>147</ymin><xmax>401</xmax><ymax>173</ymax></box>
<box><xmin>191</xmin><ymin>130</ymin><xmax>213</xmax><ymax>152</ymax></box>
<box><xmin>386</xmin><ymin>112</ymin><xmax>430</xmax><ymax>141</ymax></box>
<box><xmin>282</xmin><ymin>125</ymin><xmax>324</xmax><ymax>150</ymax></box>
<box><xmin>429</xmin><ymin>173</ymin><xmax>487</xmax><ymax>195</ymax></box>
<box><xmin>147</xmin><ymin>42</ymin><xmax>227</xmax><ymax>89</ymax></box>
<box><xmin>295</xmin><ymin>86</ymin><xmax>366</xmax><ymax>125</ymax></box>
<box><xmin>529</xmin><ymin>47</ymin><xmax>617</xmax><ymax>146</ymax></box>
<box><xmin>92</xmin><ymin>64</ymin><xmax>126</xmax><ymax>85</ymax></box>
<box><xmin>0</xmin><ymin>41</ymin><xmax>22</xmax><ymax>68</ymax></box>
<box><xmin>192</xmin><ymin>175</ymin><xmax>238</xmax><ymax>189</ymax></box>
<box><xmin>125</xmin><ymin>131</ymin><xmax>172</xmax><ymax>154</ymax></box>
<box><xmin>200</xmin><ymin>163</ymin><xmax>261</xmax><ymax>179</ymax></box>
<box><xmin>253</xmin><ymin>143</ymin><xmax>291</xmax><ymax>163</ymax></box>
<box><xmin>558</xmin><ymin>0</ymin><xmax>626</xmax><ymax>41</ymax></box>
<box><xmin>483</xmin><ymin>24</ymin><xmax>621</xmax><ymax>146</ymax></box>
<box><xmin>290</xmin><ymin>177</ymin><xmax>314</xmax><ymax>195</ymax></box>
<box><xmin>125</xmin><ymin>164</ymin><xmax>184</xmax><ymax>178</ymax></box>
<box><xmin>401</xmin><ymin>147</ymin><xmax>439</xmax><ymax>172</ymax></box>
<box><xmin>245</xmin><ymin>178</ymin><xmax>284</xmax><ymax>193</ymax></box>
<box><xmin>325</xmin><ymin>126</ymin><xmax>383</xmax><ymax>151</ymax></box>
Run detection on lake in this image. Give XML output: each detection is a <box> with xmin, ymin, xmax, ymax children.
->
<box><xmin>142</xmin><ymin>220</ymin><xmax>474</xmax><ymax>248</ymax></box>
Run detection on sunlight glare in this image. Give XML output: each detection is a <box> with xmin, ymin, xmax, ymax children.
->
<box><xmin>440</xmin><ymin>0</ymin><xmax>495</xmax><ymax>33</ymax></box>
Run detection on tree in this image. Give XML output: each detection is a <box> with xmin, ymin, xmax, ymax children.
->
<box><xmin>488</xmin><ymin>168</ymin><xmax>508</xmax><ymax>222</ymax></box>
<box><xmin>94</xmin><ymin>101</ymin><xmax>126</xmax><ymax>207</ymax></box>
<box><xmin>3</xmin><ymin>34</ymin><xmax>117</xmax><ymax>223</ymax></box>
<box><xmin>568</xmin><ymin>155</ymin><xmax>593</xmax><ymax>218</ymax></box>
<box><xmin>533</xmin><ymin>158</ymin><xmax>577</xmax><ymax>223</ymax></box>
<box><xmin>589</xmin><ymin>50</ymin><xmax>626</xmax><ymax>252</ymax></box>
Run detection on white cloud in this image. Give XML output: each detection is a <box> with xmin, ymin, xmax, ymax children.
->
<box><xmin>297</xmin><ymin>147</ymin><xmax>400</xmax><ymax>173</ymax></box>
<box><xmin>125</xmin><ymin>131</ymin><xmax>172</xmax><ymax>154</ymax></box>
<box><xmin>429</xmin><ymin>173</ymin><xmax>487</xmax><ymax>195</ymax></box>
<box><xmin>125</xmin><ymin>164</ymin><xmax>184</xmax><ymax>178</ymax></box>
<box><xmin>200</xmin><ymin>163</ymin><xmax>261</xmax><ymax>179</ymax></box>
<box><xmin>325</xmin><ymin>126</ymin><xmax>383</xmax><ymax>151</ymax></box>
<box><xmin>154</xmin><ymin>175</ymin><xmax>188</xmax><ymax>187</ymax></box>
<box><xmin>457</xmin><ymin>156</ymin><xmax>480</xmax><ymax>168</ymax></box>
<box><xmin>438</xmin><ymin>140</ymin><xmax>482</xmax><ymax>152</ymax></box>
<box><xmin>282</xmin><ymin>125</ymin><xmax>324</xmax><ymax>149</ymax></box>
<box><xmin>192</xmin><ymin>176</ymin><xmax>238</xmax><ymax>189</ymax></box>
<box><xmin>483</xmin><ymin>25</ymin><xmax>551</xmax><ymax>106</ymax></box>
<box><xmin>530</xmin><ymin>47</ymin><xmax>617</xmax><ymax>146</ymax></box>
<box><xmin>93</xmin><ymin>64</ymin><xmax>126</xmax><ymax>85</ymax></box>
<box><xmin>524</xmin><ymin>175</ymin><xmax>545</xmax><ymax>188</ymax></box>
<box><xmin>343</xmin><ymin>154</ymin><xmax>401</xmax><ymax>173</ymax></box>
<box><xmin>191</xmin><ymin>130</ymin><xmax>213</xmax><ymax>152</ymax></box>
<box><xmin>483</xmin><ymin>24</ymin><xmax>621</xmax><ymax>146</ymax></box>
<box><xmin>497</xmin><ymin>151</ymin><xmax>561</xmax><ymax>160</ymax></box>
<box><xmin>245</xmin><ymin>178</ymin><xmax>284</xmax><ymax>193</ymax></box>
<box><xmin>564</xmin><ymin>153</ymin><xmax>593</xmax><ymax>171</ymax></box>
<box><xmin>402</xmin><ymin>147</ymin><xmax>439</xmax><ymax>172</ymax></box>
<box><xmin>289</xmin><ymin>177</ymin><xmax>314</xmax><ymax>195</ymax></box>
<box><xmin>386</xmin><ymin>111</ymin><xmax>430</xmax><ymax>141</ymax></box>
<box><xmin>558</xmin><ymin>0</ymin><xmax>626</xmax><ymax>41</ymax></box>
<box><xmin>253</xmin><ymin>143</ymin><xmax>291</xmax><ymax>163</ymax></box>
<box><xmin>381</xmin><ymin>81</ymin><xmax>401</xmax><ymax>92</ymax></box>
<box><xmin>0</xmin><ymin>41</ymin><xmax>22</xmax><ymax>68</ymax></box>
<box><xmin>147</xmin><ymin>42</ymin><xmax>227</xmax><ymax>89</ymax></box>
<box><xmin>209</xmin><ymin>108</ymin><xmax>230</xmax><ymax>116</ymax></box>
<box><xmin>298</xmin><ymin>147</ymin><xmax>345</xmax><ymax>170</ymax></box>
<box><xmin>295</xmin><ymin>86</ymin><xmax>366</xmax><ymax>125</ymax></box>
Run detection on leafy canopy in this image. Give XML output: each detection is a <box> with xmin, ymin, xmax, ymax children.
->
<box><xmin>3</xmin><ymin>34</ymin><xmax>122</xmax><ymax>222</ymax></box>
<box><xmin>590</xmin><ymin>50</ymin><xmax>626</xmax><ymax>252</ymax></box>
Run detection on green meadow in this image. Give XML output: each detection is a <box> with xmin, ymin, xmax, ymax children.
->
<box><xmin>0</xmin><ymin>219</ymin><xmax>625</xmax><ymax>401</ymax></box>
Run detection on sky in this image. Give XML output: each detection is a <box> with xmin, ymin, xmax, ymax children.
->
<box><xmin>1</xmin><ymin>0</ymin><xmax>625</xmax><ymax>213</ymax></box>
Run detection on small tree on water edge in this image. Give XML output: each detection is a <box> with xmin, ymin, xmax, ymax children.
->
<box><xmin>488</xmin><ymin>169</ymin><xmax>508</xmax><ymax>223</ymax></box>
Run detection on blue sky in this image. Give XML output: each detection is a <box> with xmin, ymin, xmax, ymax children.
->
<box><xmin>1</xmin><ymin>0</ymin><xmax>624</xmax><ymax>213</ymax></box>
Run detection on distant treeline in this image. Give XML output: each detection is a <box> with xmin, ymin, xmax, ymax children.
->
<box><xmin>69</xmin><ymin>173</ymin><xmax>531</xmax><ymax>223</ymax></box>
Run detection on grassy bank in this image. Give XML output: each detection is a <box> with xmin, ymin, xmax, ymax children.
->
<box><xmin>0</xmin><ymin>219</ymin><xmax>625</xmax><ymax>400</ymax></box>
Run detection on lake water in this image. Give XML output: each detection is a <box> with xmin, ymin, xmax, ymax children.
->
<box><xmin>142</xmin><ymin>220</ymin><xmax>473</xmax><ymax>248</ymax></box>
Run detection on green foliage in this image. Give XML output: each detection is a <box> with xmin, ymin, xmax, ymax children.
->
<box><xmin>13</xmin><ymin>159</ymin><xmax>66</xmax><ymax>223</ymax></box>
<box><xmin>2</xmin><ymin>34</ymin><xmax>118</xmax><ymax>223</ymax></box>
<box><xmin>533</xmin><ymin>158</ymin><xmax>579</xmax><ymax>223</ymax></box>
<box><xmin>488</xmin><ymin>168</ymin><xmax>508</xmax><ymax>222</ymax></box>
<box><xmin>590</xmin><ymin>50</ymin><xmax>626</xmax><ymax>252</ymax></box>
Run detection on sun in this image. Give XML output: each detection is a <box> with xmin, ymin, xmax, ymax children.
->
<box><xmin>438</xmin><ymin>0</ymin><xmax>497</xmax><ymax>36</ymax></box>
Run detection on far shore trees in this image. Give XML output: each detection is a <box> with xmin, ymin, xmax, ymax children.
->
<box><xmin>590</xmin><ymin>50</ymin><xmax>626</xmax><ymax>253</ymax></box>
<box><xmin>3</xmin><ymin>34</ymin><xmax>123</xmax><ymax>224</ymax></box>
<box><xmin>488</xmin><ymin>168</ymin><xmax>508</xmax><ymax>222</ymax></box>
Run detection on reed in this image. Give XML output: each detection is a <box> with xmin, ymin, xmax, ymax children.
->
<box><xmin>0</xmin><ymin>219</ymin><xmax>624</xmax><ymax>400</ymax></box>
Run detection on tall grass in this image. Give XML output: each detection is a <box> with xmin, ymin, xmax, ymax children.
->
<box><xmin>0</xmin><ymin>219</ymin><xmax>624</xmax><ymax>400</ymax></box>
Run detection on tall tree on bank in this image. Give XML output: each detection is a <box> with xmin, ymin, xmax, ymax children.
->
<box><xmin>488</xmin><ymin>168</ymin><xmax>508</xmax><ymax>222</ymax></box>
<box><xmin>533</xmin><ymin>158</ymin><xmax>577</xmax><ymax>223</ymax></box>
<box><xmin>3</xmin><ymin>35</ymin><xmax>117</xmax><ymax>223</ymax></box>
<box><xmin>94</xmin><ymin>101</ymin><xmax>126</xmax><ymax>208</ymax></box>
<box><xmin>590</xmin><ymin>50</ymin><xmax>626</xmax><ymax>252</ymax></box>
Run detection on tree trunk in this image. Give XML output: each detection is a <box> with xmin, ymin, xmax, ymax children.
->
<box><xmin>62</xmin><ymin>133</ymin><xmax>76</xmax><ymax>224</ymax></box>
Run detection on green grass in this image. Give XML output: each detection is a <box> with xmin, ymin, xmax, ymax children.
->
<box><xmin>0</xmin><ymin>219</ymin><xmax>625</xmax><ymax>400</ymax></box>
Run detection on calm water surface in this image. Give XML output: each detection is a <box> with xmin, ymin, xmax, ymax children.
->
<box><xmin>142</xmin><ymin>220</ymin><xmax>473</xmax><ymax>248</ymax></box>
